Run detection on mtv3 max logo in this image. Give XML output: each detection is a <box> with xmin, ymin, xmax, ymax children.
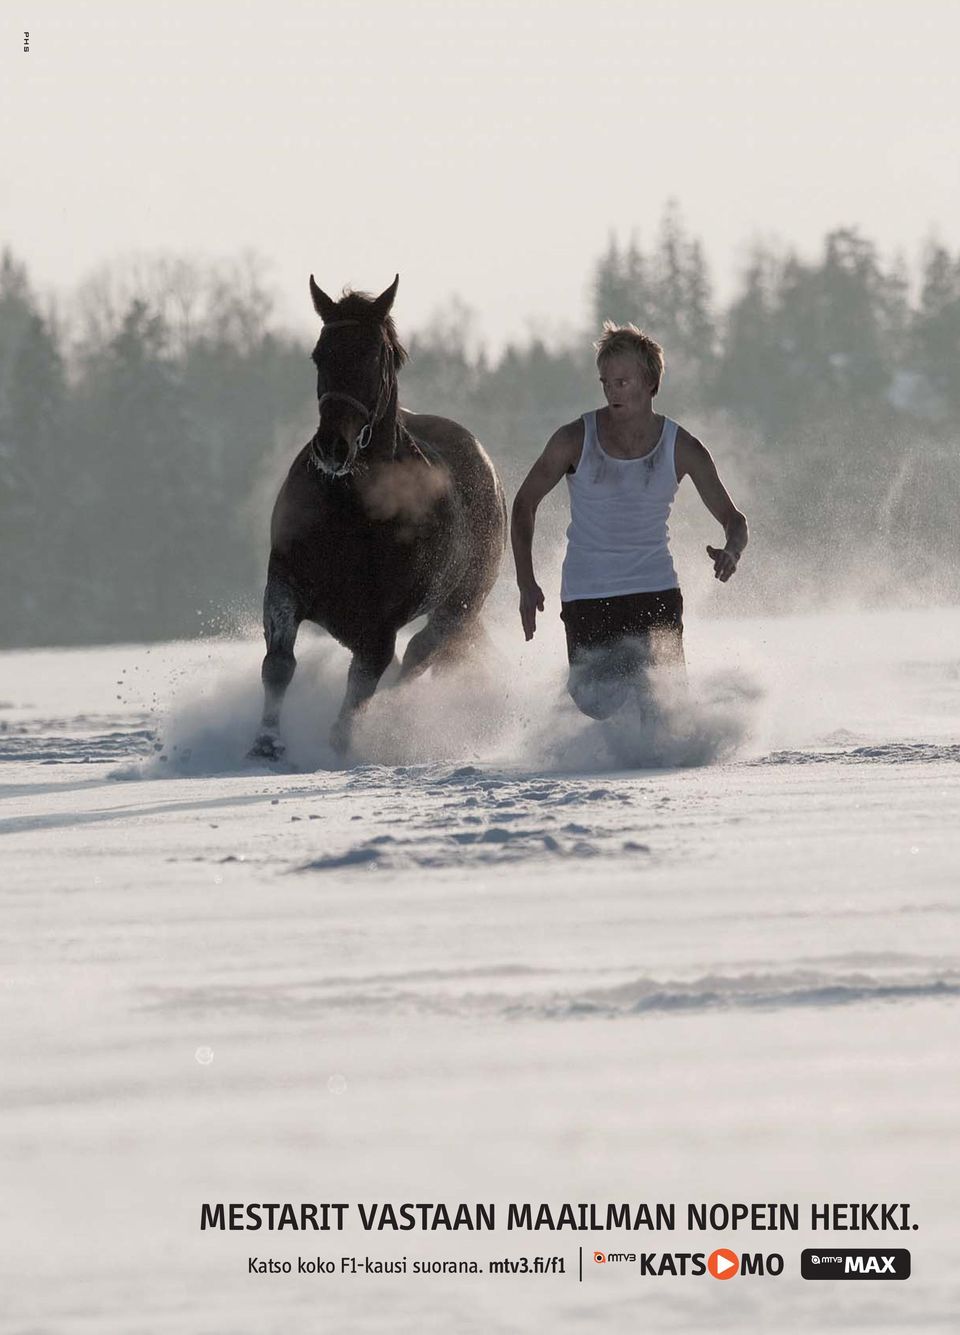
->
<box><xmin>801</xmin><ymin>1249</ymin><xmax>911</xmax><ymax>1281</ymax></box>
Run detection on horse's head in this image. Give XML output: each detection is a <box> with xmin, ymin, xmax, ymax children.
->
<box><xmin>308</xmin><ymin>275</ymin><xmax>407</xmax><ymax>477</ymax></box>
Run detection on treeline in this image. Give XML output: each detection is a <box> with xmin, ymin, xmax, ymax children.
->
<box><xmin>1</xmin><ymin>209</ymin><xmax>959</xmax><ymax>647</ymax></box>
<box><xmin>0</xmin><ymin>252</ymin><xmax>312</xmax><ymax>644</ymax></box>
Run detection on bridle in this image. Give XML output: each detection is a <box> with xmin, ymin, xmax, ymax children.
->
<box><xmin>309</xmin><ymin>319</ymin><xmax>394</xmax><ymax>477</ymax></box>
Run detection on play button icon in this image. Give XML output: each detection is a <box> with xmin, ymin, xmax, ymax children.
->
<box><xmin>708</xmin><ymin>1248</ymin><xmax>739</xmax><ymax>1279</ymax></box>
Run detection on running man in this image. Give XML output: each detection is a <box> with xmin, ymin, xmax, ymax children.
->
<box><xmin>511</xmin><ymin>323</ymin><xmax>748</xmax><ymax>719</ymax></box>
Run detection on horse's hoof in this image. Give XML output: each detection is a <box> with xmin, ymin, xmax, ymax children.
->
<box><xmin>248</xmin><ymin>732</ymin><xmax>285</xmax><ymax>761</ymax></box>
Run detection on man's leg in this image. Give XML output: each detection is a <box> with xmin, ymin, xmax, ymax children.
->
<box><xmin>562</xmin><ymin>591</ymin><xmax>685</xmax><ymax>720</ymax></box>
<box><xmin>562</xmin><ymin>598</ymin><xmax>640</xmax><ymax>720</ymax></box>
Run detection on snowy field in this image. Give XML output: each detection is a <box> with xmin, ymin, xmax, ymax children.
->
<box><xmin>2</xmin><ymin>602</ymin><xmax>959</xmax><ymax>1333</ymax></box>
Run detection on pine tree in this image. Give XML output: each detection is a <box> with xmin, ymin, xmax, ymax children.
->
<box><xmin>913</xmin><ymin>239</ymin><xmax>960</xmax><ymax>417</ymax></box>
<box><xmin>0</xmin><ymin>251</ymin><xmax>69</xmax><ymax>642</ymax></box>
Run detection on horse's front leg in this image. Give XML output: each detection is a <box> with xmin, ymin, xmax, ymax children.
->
<box><xmin>249</xmin><ymin>576</ymin><xmax>301</xmax><ymax>760</ymax></box>
<box><xmin>330</xmin><ymin>630</ymin><xmax>397</xmax><ymax>756</ymax></box>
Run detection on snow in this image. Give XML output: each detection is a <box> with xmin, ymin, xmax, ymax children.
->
<box><xmin>1</xmin><ymin>604</ymin><xmax>958</xmax><ymax>1332</ymax></box>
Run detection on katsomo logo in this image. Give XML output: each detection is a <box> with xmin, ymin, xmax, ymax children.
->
<box><xmin>591</xmin><ymin>1248</ymin><xmax>784</xmax><ymax>1277</ymax></box>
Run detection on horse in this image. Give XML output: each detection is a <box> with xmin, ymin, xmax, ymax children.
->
<box><xmin>249</xmin><ymin>274</ymin><xmax>507</xmax><ymax>759</ymax></box>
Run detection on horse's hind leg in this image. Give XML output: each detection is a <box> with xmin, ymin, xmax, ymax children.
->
<box><xmin>399</xmin><ymin>611</ymin><xmax>480</xmax><ymax>682</ymax></box>
<box><xmin>249</xmin><ymin>577</ymin><xmax>301</xmax><ymax>760</ymax></box>
<box><xmin>401</xmin><ymin>541</ymin><xmax>501</xmax><ymax>681</ymax></box>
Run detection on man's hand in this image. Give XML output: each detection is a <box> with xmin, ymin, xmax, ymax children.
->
<box><xmin>706</xmin><ymin>545</ymin><xmax>739</xmax><ymax>582</ymax></box>
<box><xmin>519</xmin><ymin>582</ymin><xmax>545</xmax><ymax>640</ymax></box>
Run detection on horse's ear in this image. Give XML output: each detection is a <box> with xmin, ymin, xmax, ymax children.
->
<box><xmin>372</xmin><ymin>274</ymin><xmax>400</xmax><ymax>321</ymax></box>
<box><xmin>309</xmin><ymin>275</ymin><xmax>338</xmax><ymax>323</ymax></box>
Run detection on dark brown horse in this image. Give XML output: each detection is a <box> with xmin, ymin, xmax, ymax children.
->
<box><xmin>250</xmin><ymin>275</ymin><xmax>506</xmax><ymax>758</ymax></box>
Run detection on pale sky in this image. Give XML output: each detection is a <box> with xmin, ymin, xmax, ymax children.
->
<box><xmin>3</xmin><ymin>0</ymin><xmax>958</xmax><ymax>351</ymax></box>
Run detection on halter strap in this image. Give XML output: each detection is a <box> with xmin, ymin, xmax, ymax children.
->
<box><xmin>317</xmin><ymin>390</ymin><xmax>373</xmax><ymax>423</ymax></box>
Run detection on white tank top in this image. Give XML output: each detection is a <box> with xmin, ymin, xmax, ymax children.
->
<box><xmin>560</xmin><ymin>410</ymin><xmax>680</xmax><ymax>602</ymax></box>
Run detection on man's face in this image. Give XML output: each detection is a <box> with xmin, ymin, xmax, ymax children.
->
<box><xmin>599</xmin><ymin>353</ymin><xmax>652</xmax><ymax>416</ymax></box>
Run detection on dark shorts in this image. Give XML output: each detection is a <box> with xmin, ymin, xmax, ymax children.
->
<box><xmin>560</xmin><ymin>589</ymin><xmax>684</xmax><ymax>719</ymax></box>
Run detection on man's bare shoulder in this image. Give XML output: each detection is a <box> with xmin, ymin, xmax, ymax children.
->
<box><xmin>550</xmin><ymin>417</ymin><xmax>585</xmax><ymax>446</ymax></box>
<box><xmin>545</xmin><ymin>418</ymin><xmax>585</xmax><ymax>469</ymax></box>
<box><xmin>675</xmin><ymin>423</ymin><xmax>710</xmax><ymax>478</ymax></box>
<box><xmin>514</xmin><ymin>419</ymin><xmax>584</xmax><ymax>504</ymax></box>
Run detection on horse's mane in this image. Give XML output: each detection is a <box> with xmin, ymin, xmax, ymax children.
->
<box><xmin>327</xmin><ymin>289</ymin><xmax>408</xmax><ymax>368</ymax></box>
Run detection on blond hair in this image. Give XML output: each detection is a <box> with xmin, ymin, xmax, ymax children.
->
<box><xmin>594</xmin><ymin>322</ymin><xmax>665</xmax><ymax>396</ymax></box>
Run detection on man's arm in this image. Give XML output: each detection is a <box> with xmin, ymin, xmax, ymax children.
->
<box><xmin>511</xmin><ymin>423</ymin><xmax>581</xmax><ymax>639</ymax></box>
<box><xmin>676</xmin><ymin>430</ymin><xmax>748</xmax><ymax>583</ymax></box>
